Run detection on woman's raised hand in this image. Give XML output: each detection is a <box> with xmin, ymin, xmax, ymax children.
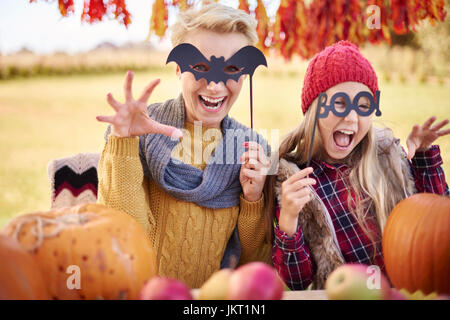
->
<box><xmin>96</xmin><ymin>71</ymin><xmax>183</xmax><ymax>139</ymax></box>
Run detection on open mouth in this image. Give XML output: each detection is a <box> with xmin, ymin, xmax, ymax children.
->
<box><xmin>333</xmin><ymin>129</ymin><xmax>354</xmax><ymax>149</ymax></box>
<box><xmin>199</xmin><ymin>95</ymin><xmax>226</xmax><ymax>112</ymax></box>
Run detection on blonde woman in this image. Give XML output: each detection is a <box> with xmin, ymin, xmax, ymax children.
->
<box><xmin>96</xmin><ymin>3</ymin><xmax>271</xmax><ymax>289</ymax></box>
<box><xmin>265</xmin><ymin>40</ymin><xmax>449</xmax><ymax>290</ymax></box>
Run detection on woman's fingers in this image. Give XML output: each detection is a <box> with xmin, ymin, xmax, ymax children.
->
<box><xmin>124</xmin><ymin>71</ymin><xmax>134</xmax><ymax>102</ymax></box>
<box><xmin>244</xmin><ymin>141</ymin><xmax>271</xmax><ymax>166</ymax></box>
<box><xmin>138</xmin><ymin>79</ymin><xmax>161</xmax><ymax>104</ymax></box>
<box><xmin>106</xmin><ymin>93</ymin><xmax>121</xmax><ymax>112</ymax></box>
<box><xmin>96</xmin><ymin>115</ymin><xmax>115</xmax><ymax>124</ymax></box>
<box><xmin>147</xmin><ymin>119</ymin><xmax>183</xmax><ymax>139</ymax></box>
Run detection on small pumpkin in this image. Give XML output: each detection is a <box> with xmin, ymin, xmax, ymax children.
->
<box><xmin>382</xmin><ymin>193</ymin><xmax>450</xmax><ymax>295</ymax></box>
<box><xmin>1</xmin><ymin>203</ymin><xmax>157</xmax><ymax>300</ymax></box>
<box><xmin>0</xmin><ymin>235</ymin><xmax>49</xmax><ymax>300</ymax></box>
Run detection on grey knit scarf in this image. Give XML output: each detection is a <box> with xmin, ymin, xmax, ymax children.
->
<box><xmin>133</xmin><ymin>94</ymin><xmax>269</xmax><ymax>268</ymax></box>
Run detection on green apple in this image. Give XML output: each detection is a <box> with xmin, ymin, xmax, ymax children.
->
<box><xmin>198</xmin><ymin>268</ymin><xmax>233</xmax><ymax>300</ymax></box>
<box><xmin>325</xmin><ymin>264</ymin><xmax>391</xmax><ymax>300</ymax></box>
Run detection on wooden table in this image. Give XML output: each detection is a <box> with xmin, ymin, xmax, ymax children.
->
<box><xmin>282</xmin><ymin>290</ymin><xmax>327</xmax><ymax>300</ymax></box>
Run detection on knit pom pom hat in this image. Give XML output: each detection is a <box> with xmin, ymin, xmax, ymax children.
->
<box><xmin>301</xmin><ymin>40</ymin><xmax>379</xmax><ymax>115</ymax></box>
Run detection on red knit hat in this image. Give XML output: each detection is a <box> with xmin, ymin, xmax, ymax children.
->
<box><xmin>301</xmin><ymin>40</ymin><xmax>379</xmax><ymax>115</ymax></box>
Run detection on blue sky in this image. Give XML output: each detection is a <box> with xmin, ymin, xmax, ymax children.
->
<box><xmin>0</xmin><ymin>0</ymin><xmax>279</xmax><ymax>55</ymax></box>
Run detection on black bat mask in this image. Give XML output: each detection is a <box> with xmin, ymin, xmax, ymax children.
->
<box><xmin>166</xmin><ymin>43</ymin><xmax>267</xmax><ymax>84</ymax></box>
<box><xmin>166</xmin><ymin>43</ymin><xmax>267</xmax><ymax>129</ymax></box>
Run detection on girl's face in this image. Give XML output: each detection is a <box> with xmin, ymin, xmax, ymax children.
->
<box><xmin>177</xmin><ymin>30</ymin><xmax>248</xmax><ymax>128</ymax></box>
<box><xmin>318</xmin><ymin>81</ymin><xmax>373</xmax><ymax>163</ymax></box>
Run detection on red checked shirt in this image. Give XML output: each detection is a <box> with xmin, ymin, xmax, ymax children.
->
<box><xmin>273</xmin><ymin>145</ymin><xmax>449</xmax><ymax>290</ymax></box>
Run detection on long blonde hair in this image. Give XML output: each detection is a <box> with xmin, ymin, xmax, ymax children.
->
<box><xmin>264</xmin><ymin>98</ymin><xmax>407</xmax><ymax>256</ymax></box>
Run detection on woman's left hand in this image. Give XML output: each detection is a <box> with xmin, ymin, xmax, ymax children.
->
<box><xmin>406</xmin><ymin>116</ymin><xmax>450</xmax><ymax>160</ymax></box>
<box><xmin>239</xmin><ymin>142</ymin><xmax>271</xmax><ymax>202</ymax></box>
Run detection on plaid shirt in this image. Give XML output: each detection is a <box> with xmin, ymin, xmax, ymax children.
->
<box><xmin>273</xmin><ymin>145</ymin><xmax>448</xmax><ymax>290</ymax></box>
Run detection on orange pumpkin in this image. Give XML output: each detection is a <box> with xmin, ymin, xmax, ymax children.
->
<box><xmin>1</xmin><ymin>203</ymin><xmax>157</xmax><ymax>300</ymax></box>
<box><xmin>0</xmin><ymin>235</ymin><xmax>49</xmax><ymax>300</ymax></box>
<box><xmin>382</xmin><ymin>193</ymin><xmax>450</xmax><ymax>295</ymax></box>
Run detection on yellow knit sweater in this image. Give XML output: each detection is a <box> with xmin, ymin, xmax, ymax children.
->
<box><xmin>97</xmin><ymin>122</ymin><xmax>271</xmax><ymax>288</ymax></box>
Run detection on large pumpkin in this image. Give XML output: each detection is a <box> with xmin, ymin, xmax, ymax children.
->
<box><xmin>382</xmin><ymin>193</ymin><xmax>450</xmax><ymax>295</ymax></box>
<box><xmin>0</xmin><ymin>235</ymin><xmax>49</xmax><ymax>300</ymax></box>
<box><xmin>1</xmin><ymin>203</ymin><xmax>157</xmax><ymax>300</ymax></box>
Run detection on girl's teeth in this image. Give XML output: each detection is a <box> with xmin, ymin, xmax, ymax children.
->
<box><xmin>338</xmin><ymin>130</ymin><xmax>354</xmax><ymax>135</ymax></box>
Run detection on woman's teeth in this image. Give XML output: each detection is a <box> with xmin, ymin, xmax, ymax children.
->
<box><xmin>200</xmin><ymin>95</ymin><xmax>225</xmax><ymax>110</ymax></box>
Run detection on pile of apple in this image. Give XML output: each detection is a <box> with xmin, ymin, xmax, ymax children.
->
<box><xmin>139</xmin><ymin>262</ymin><xmax>284</xmax><ymax>300</ymax></box>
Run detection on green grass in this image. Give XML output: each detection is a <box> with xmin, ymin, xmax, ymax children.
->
<box><xmin>0</xmin><ymin>71</ymin><xmax>449</xmax><ymax>228</ymax></box>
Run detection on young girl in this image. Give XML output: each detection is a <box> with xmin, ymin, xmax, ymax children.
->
<box><xmin>266</xmin><ymin>40</ymin><xmax>449</xmax><ymax>290</ymax></box>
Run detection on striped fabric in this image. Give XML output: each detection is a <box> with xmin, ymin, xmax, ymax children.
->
<box><xmin>47</xmin><ymin>153</ymin><xmax>100</xmax><ymax>208</ymax></box>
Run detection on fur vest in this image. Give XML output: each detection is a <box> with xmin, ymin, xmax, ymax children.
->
<box><xmin>274</xmin><ymin>128</ymin><xmax>417</xmax><ymax>289</ymax></box>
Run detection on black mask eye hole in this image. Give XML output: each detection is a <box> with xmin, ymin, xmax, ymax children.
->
<box><xmin>190</xmin><ymin>63</ymin><xmax>210</xmax><ymax>72</ymax></box>
<box><xmin>224</xmin><ymin>65</ymin><xmax>243</xmax><ymax>74</ymax></box>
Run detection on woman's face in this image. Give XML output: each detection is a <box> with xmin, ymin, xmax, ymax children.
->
<box><xmin>318</xmin><ymin>81</ymin><xmax>374</xmax><ymax>163</ymax></box>
<box><xmin>178</xmin><ymin>29</ymin><xmax>248</xmax><ymax>128</ymax></box>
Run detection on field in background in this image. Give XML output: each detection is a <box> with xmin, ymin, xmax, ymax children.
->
<box><xmin>0</xmin><ymin>45</ymin><xmax>449</xmax><ymax>228</ymax></box>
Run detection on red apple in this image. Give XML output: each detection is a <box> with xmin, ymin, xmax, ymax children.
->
<box><xmin>139</xmin><ymin>277</ymin><xmax>193</xmax><ymax>300</ymax></box>
<box><xmin>325</xmin><ymin>264</ymin><xmax>391</xmax><ymax>300</ymax></box>
<box><xmin>228</xmin><ymin>262</ymin><xmax>284</xmax><ymax>300</ymax></box>
<box><xmin>389</xmin><ymin>288</ymin><xmax>408</xmax><ymax>300</ymax></box>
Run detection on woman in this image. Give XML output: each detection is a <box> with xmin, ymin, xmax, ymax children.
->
<box><xmin>96</xmin><ymin>3</ymin><xmax>272</xmax><ymax>288</ymax></box>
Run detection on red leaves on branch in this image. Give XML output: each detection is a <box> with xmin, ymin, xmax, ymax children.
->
<box><xmin>150</xmin><ymin>0</ymin><xmax>168</xmax><ymax>38</ymax></box>
<box><xmin>366</xmin><ymin>0</ymin><xmax>391</xmax><ymax>45</ymax></box>
<box><xmin>30</xmin><ymin>0</ymin><xmax>131</xmax><ymax>27</ymax></box>
<box><xmin>273</xmin><ymin>0</ymin><xmax>307</xmax><ymax>60</ymax></box>
<box><xmin>30</xmin><ymin>0</ymin><xmax>447</xmax><ymax>60</ymax></box>
<box><xmin>58</xmin><ymin>0</ymin><xmax>75</xmax><ymax>16</ymax></box>
<box><xmin>82</xmin><ymin>0</ymin><xmax>107</xmax><ymax>24</ymax></box>
<box><xmin>390</xmin><ymin>0</ymin><xmax>446</xmax><ymax>34</ymax></box>
<box><xmin>238</xmin><ymin>0</ymin><xmax>250</xmax><ymax>13</ymax></box>
<box><xmin>254</xmin><ymin>0</ymin><xmax>270</xmax><ymax>51</ymax></box>
<box><xmin>109</xmin><ymin>0</ymin><xmax>131</xmax><ymax>27</ymax></box>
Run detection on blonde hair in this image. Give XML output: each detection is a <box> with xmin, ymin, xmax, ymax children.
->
<box><xmin>170</xmin><ymin>2</ymin><xmax>258</xmax><ymax>46</ymax></box>
<box><xmin>264</xmin><ymin>98</ymin><xmax>407</xmax><ymax>258</ymax></box>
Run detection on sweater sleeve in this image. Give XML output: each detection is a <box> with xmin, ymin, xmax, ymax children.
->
<box><xmin>409</xmin><ymin>145</ymin><xmax>449</xmax><ymax>195</ymax></box>
<box><xmin>272</xmin><ymin>206</ymin><xmax>315</xmax><ymax>290</ymax></box>
<box><xmin>97</xmin><ymin>135</ymin><xmax>153</xmax><ymax>235</ymax></box>
<box><xmin>237</xmin><ymin>194</ymin><xmax>272</xmax><ymax>266</ymax></box>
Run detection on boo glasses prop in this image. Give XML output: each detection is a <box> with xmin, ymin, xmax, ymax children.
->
<box><xmin>166</xmin><ymin>43</ymin><xmax>267</xmax><ymax>129</ymax></box>
<box><xmin>306</xmin><ymin>90</ymin><xmax>382</xmax><ymax>167</ymax></box>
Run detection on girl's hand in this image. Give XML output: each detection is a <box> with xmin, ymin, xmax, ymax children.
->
<box><xmin>239</xmin><ymin>142</ymin><xmax>271</xmax><ymax>202</ymax></box>
<box><xmin>279</xmin><ymin>167</ymin><xmax>316</xmax><ymax>236</ymax></box>
<box><xmin>96</xmin><ymin>71</ymin><xmax>183</xmax><ymax>139</ymax></box>
<box><xmin>406</xmin><ymin>116</ymin><xmax>450</xmax><ymax>160</ymax></box>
